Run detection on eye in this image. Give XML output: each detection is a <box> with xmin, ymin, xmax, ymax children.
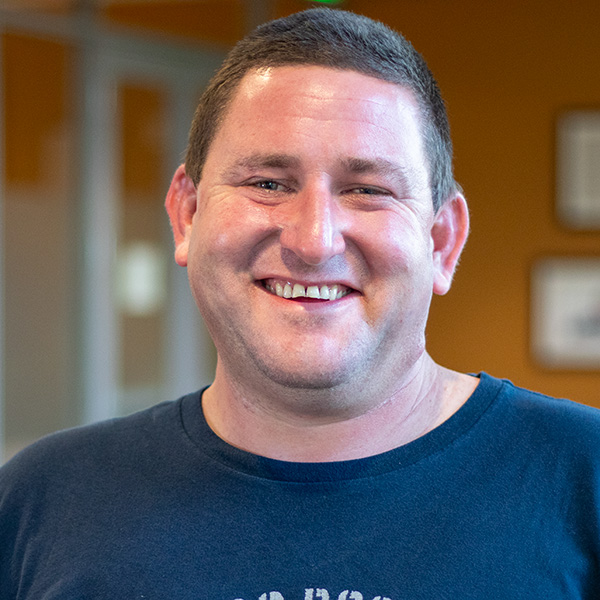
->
<box><xmin>340</xmin><ymin>184</ymin><xmax>398</xmax><ymax>211</ymax></box>
<box><xmin>346</xmin><ymin>186</ymin><xmax>392</xmax><ymax>196</ymax></box>
<box><xmin>351</xmin><ymin>187</ymin><xmax>379</xmax><ymax>195</ymax></box>
<box><xmin>253</xmin><ymin>180</ymin><xmax>286</xmax><ymax>192</ymax></box>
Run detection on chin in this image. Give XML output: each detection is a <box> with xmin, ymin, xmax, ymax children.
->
<box><xmin>263</xmin><ymin>370</ymin><xmax>348</xmax><ymax>391</ymax></box>
<box><xmin>255</xmin><ymin>363</ymin><xmax>371</xmax><ymax>419</ymax></box>
<box><xmin>252</xmin><ymin>352</ymin><xmax>364</xmax><ymax>392</ymax></box>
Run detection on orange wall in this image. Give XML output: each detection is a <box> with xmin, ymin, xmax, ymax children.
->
<box><xmin>103</xmin><ymin>0</ymin><xmax>246</xmax><ymax>46</ymax></box>
<box><xmin>3</xmin><ymin>33</ymin><xmax>70</xmax><ymax>186</ymax></box>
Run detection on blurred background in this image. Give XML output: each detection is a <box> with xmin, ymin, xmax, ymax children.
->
<box><xmin>1</xmin><ymin>0</ymin><xmax>600</xmax><ymax>461</ymax></box>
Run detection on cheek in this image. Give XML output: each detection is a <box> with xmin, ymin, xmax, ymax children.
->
<box><xmin>362</xmin><ymin>216</ymin><xmax>433</xmax><ymax>277</ymax></box>
<box><xmin>193</xmin><ymin>200</ymin><xmax>248</xmax><ymax>251</ymax></box>
<box><xmin>188</xmin><ymin>200</ymin><xmax>275</xmax><ymax>283</ymax></box>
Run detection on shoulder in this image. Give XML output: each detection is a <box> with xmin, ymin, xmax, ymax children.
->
<box><xmin>0</xmin><ymin>393</ymin><xmax>199</xmax><ymax>597</ymax></box>
<box><xmin>487</xmin><ymin>373</ymin><xmax>600</xmax><ymax>424</ymax></box>
<box><xmin>467</xmin><ymin>374</ymin><xmax>600</xmax><ymax>528</ymax></box>
<box><xmin>0</xmin><ymin>395</ymin><xmax>193</xmax><ymax>497</ymax></box>
<box><xmin>479</xmin><ymin>372</ymin><xmax>600</xmax><ymax>459</ymax></box>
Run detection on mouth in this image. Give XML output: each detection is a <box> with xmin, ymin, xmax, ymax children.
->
<box><xmin>261</xmin><ymin>278</ymin><xmax>355</xmax><ymax>302</ymax></box>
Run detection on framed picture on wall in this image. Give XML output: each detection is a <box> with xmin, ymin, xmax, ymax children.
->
<box><xmin>532</xmin><ymin>257</ymin><xmax>600</xmax><ymax>369</ymax></box>
<box><xmin>556</xmin><ymin>110</ymin><xmax>600</xmax><ymax>229</ymax></box>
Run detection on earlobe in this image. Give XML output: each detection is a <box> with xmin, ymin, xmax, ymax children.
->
<box><xmin>165</xmin><ymin>164</ymin><xmax>198</xmax><ymax>267</ymax></box>
<box><xmin>431</xmin><ymin>193</ymin><xmax>470</xmax><ymax>296</ymax></box>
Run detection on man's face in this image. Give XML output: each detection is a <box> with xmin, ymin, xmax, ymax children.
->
<box><xmin>170</xmin><ymin>66</ymin><xmax>465</xmax><ymax>408</ymax></box>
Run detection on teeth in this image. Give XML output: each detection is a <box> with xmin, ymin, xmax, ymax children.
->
<box><xmin>292</xmin><ymin>283</ymin><xmax>306</xmax><ymax>298</ymax></box>
<box><xmin>265</xmin><ymin>280</ymin><xmax>351</xmax><ymax>301</ymax></box>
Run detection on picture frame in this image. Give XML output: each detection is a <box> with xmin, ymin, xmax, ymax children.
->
<box><xmin>556</xmin><ymin>110</ymin><xmax>600</xmax><ymax>229</ymax></box>
<box><xmin>531</xmin><ymin>257</ymin><xmax>600</xmax><ymax>369</ymax></box>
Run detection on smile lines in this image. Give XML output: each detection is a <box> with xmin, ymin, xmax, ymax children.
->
<box><xmin>262</xmin><ymin>279</ymin><xmax>352</xmax><ymax>301</ymax></box>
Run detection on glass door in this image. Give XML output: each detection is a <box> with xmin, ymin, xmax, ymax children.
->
<box><xmin>1</xmin><ymin>11</ymin><xmax>224</xmax><ymax>460</ymax></box>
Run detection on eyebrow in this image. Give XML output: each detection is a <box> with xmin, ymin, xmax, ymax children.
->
<box><xmin>221</xmin><ymin>153</ymin><xmax>420</xmax><ymax>188</ymax></box>
<box><xmin>340</xmin><ymin>156</ymin><xmax>414</xmax><ymax>182</ymax></box>
<box><xmin>222</xmin><ymin>153</ymin><xmax>301</xmax><ymax>178</ymax></box>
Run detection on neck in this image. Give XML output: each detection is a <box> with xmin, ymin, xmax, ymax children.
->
<box><xmin>201</xmin><ymin>355</ymin><xmax>478</xmax><ymax>462</ymax></box>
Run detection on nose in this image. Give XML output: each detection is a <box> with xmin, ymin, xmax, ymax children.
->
<box><xmin>278</xmin><ymin>184</ymin><xmax>346</xmax><ymax>266</ymax></box>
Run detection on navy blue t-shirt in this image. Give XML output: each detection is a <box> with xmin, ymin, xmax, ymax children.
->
<box><xmin>1</xmin><ymin>373</ymin><xmax>599</xmax><ymax>599</ymax></box>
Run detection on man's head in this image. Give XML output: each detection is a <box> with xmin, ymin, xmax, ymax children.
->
<box><xmin>185</xmin><ymin>8</ymin><xmax>456</xmax><ymax>211</ymax></box>
<box><xmin>166</xmin><ymin>9</ymin><xmax>469</xmax><ymax>410</ymax></box>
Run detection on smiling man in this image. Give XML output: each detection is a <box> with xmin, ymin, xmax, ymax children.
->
<box><xmin>2</xmin><ymin>8</ymin><xmax>600</xmax><ymax>600</ymax></box>
<box><xmin>166</xmin><ymin>62</ymin><xmax>474</xmax><ymax>462</ymax></box>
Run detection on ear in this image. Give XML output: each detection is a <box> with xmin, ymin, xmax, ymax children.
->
<box><xmin>431</xmin><ymin>192</ymin><xmax>470</xmax><ymax>296</ymax></box>
<box><xmin>165</xmin><ymin>164</ymin><xmax>197</xmax><ymax>267</ymax></box>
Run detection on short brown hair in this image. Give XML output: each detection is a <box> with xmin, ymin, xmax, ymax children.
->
<box><xmin>185</xmin><ymin>8</ymin><xmax>457</xmax><ymax>211</ymax></box>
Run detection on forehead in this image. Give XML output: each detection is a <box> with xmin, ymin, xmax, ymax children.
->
<box><xmin>225</xmin><ymin>64</ymin><xmax>421</xmax><ymax>125</ymax></box>
<box><xmin>202</xmin><ymin>65</ymin><xmax>430</xmax><ymax>193</ymax></box>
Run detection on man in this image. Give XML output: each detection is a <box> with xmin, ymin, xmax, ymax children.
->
<box><xmin>1</xmin><ymin>8</ymin><xmax>599</xmax><ymax>599</ymax></box>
